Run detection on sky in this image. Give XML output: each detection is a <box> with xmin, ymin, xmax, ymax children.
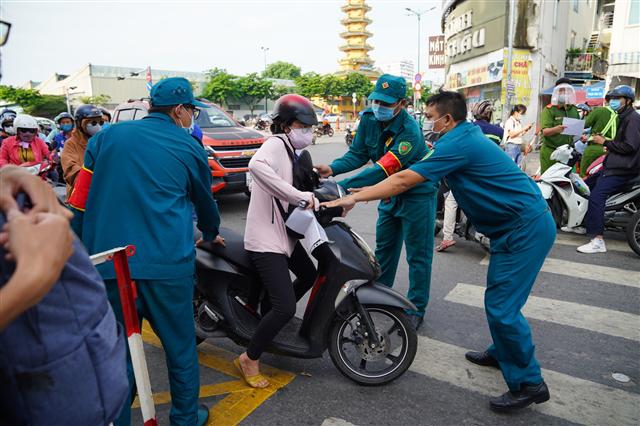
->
<box><xmin>0</xmin><ymin>0</ymin><xmax>445</xmax><ymax>87</ymax></box>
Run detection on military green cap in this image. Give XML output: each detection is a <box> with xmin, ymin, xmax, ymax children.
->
<box><xmin>150</xmin><ymin>77</ymin><xmax>208</xmax><ymax>108</ymax></box>
<box><xmin>368</xmin><ymin>74</ymin><xmax>407</xmax><ymax>104</ymax></box>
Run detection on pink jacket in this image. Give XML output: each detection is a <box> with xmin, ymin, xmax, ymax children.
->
<box><xmin>0</xmin><ymin>136</ymin><xmax>51</xmax><ymax>167</ymax></box>
<box><xmin>244</xmin><ymin>135</ymin><xmax>314</xmax><ymax>256</ymax></box>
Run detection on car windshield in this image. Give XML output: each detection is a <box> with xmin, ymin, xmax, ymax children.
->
<box><xmin>196</xmin><ymin>106</ymin><xmax>237</xmax><ymax>128</ymax></box>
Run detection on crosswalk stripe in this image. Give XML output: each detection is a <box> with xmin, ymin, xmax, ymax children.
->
<box><xmin>479</xmin><ymin>255</ymin><xmax>640</xmax><ymax>289</ymax></box>
<box><xmin>555</xmin><ymin>233</ymin><xmax>632</xmax><ymax>253</ymax></box>
<box><xmin>411</xmin><ymin>335</ymin><xmax>640</xmax><ymax>425</ymax></box>
<box><xmin>444</xmin><ymin>283</ymin><xmax>640</xmax><ymax>341</ymax></box>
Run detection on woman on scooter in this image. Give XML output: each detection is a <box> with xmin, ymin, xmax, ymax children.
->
<box><xmin>238</xmin><ymin>94</ymin><xmax>319</xmax><ymax>388</ymax></box>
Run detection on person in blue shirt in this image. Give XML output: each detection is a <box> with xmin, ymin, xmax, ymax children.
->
<box><xmin>69</xmin><ymin>77</ymin><xmax>222</xmax><ymax>426</ymax></box>
<box><xmin>471</xmin><ymin>100</ymin><xmax>504</xmax><ymax>144</ymax></box>
<box><xmin>323</xmin><ymin>91</ymin><xmax>556</xmax><ymax>412</ymax></box>
<box><xmin>315</xmin><ymin>74</ymin><xmax>437</xmax><ymax>330</ymax></box>
<box><xmin>47</xmin><ymin>112</ymin><xmax>75</xmax><ymax>150</ymax></box>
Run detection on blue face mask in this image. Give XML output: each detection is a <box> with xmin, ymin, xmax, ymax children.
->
<box><xmin>609</xmin><ymin>99</ymin><xmax>623</xmax><ymax>112</ymax></box>
<box><xmin>372</xmin><ymin>103</ymin><xmax>397</xmax><ymax>122</ymax></box>
<box><xmin>60</xmin><ymin>123</ymin><xmax>73</xmax><ymax>132</ymax></box>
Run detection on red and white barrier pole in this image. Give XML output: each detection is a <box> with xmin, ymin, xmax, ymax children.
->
<box><xmin>91</xmin><ymin>246</ymin><xmax>158</xmax><ymax>426</ymax></box>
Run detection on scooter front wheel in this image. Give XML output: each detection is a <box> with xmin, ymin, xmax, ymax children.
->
<box><xmin>328</xmin><ymin>305</ymin><xmax>417</xmax><ymax>386</ymax></box>
<box><xmin>626</xmin><ymin>211</ymin><xmax>640</xmax><ymax>256</ymax></box>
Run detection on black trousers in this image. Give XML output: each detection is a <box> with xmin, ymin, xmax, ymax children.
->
<box><xmin>246</xmin><ymin>243</ymin><xmax>316</xmax><ymax>360</ymax></box>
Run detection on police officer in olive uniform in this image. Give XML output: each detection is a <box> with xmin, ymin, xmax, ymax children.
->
<box><xmin>315</xmin><ymin>74</ymin><xmax>437</xmax><ymax>329</ymax></box>
<box><xmin>539</xmin><ymin>83</ymin><xmax>580</xmax><ymax>173</ymax></box>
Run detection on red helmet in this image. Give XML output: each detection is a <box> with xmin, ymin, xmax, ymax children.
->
<box><xmin>271</xmin><ymin>94</ymin><xmax>318</xmax><ymax>126</ymax></box>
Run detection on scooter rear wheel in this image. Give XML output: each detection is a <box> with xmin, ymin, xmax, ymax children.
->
<box><xmin>328</xmin><ymin>305</ymin><xmax>417</xmax><ymax>386</ymax></box>
<box><xmin>626</xmin><ymin>211</ymin><xmax>640</xmax><ymax>256</ymax></box>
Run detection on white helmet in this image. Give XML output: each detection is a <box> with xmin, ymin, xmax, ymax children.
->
<box><xmin>551</xmin><ymin>83</ymin><xmax>577</xmax><ymax>106</ymax></box>
<box><xmin>14</xmin><ymin>114</ymin><xmax>39</xmax><ymax>130</ymax></box>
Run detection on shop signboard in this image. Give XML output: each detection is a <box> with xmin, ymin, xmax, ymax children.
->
<box><xmin>446</xmin><ymin>48</ymin><xmax>504</xmax><ymax>90</ymax></box>
<box><xmin>428</xmin><ymin>36</ymin><xmax>445</xmax><ymax>69</ymax></box>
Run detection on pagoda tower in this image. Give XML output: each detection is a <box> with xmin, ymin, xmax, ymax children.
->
<box><xmin>338</xmin><ymin>0</ymin><xmax>378</xmax><ymax>78</ymax></box>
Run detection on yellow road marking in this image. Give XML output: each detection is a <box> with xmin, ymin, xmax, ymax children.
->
<box><xmin>140</xmin><ymin>322</ymin><xmax>296</xmax><ymax>425</ymax></box>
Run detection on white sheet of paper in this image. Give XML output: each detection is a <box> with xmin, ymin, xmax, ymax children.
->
<box><xmin>286</xmin><ymin>208</ymin><xmax>329</xmax><ymax>253</ymax></box>
<box><xmin>561</xmin><ymin>117</ymin><xmax>585</xmax><ymax>136</ymax></box>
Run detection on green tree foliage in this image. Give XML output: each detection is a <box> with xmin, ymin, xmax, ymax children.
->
<box><xmin>78</xmin><ymin>94</ymin><xmax>112</xmax><ymax>106</ymax></box>
<box><xmin>294</xmin><ymin>72</ymin><xmax>325</xmax><ymax>98</ymax></box>
<box><xmin>235</xmin><ymin>73</ymin><xmax>273</xmax><ymax>117</ymax></box>
<box><xmin>0</xmin><ymin>85</ymin><xmax>66</xmax><ymax>118</ymax></box>
<box><xmin>269</xmin><ymin>84</ymin><xmax>294</xmax><ymax>100</ymax></box>
<box><xmin>341</xmin><ymin>73</ymin><xmax>374</xmax><ymax>98</ymax></box>
<box><xmin>263</xmin><ymin>61</ymin><xmax>301</xmax><ymax>80</ymax></box>
<box><xmin>202</xmin><ymin>68</ymin><xmax>239</xmax><ymax>107</ymax></box>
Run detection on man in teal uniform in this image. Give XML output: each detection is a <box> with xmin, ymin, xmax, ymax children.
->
<box><xmin>316</xmin><ymin>74</ymin><xmax>437</xmax><ymax>329</ymax></box>
<box><xmin>323</xmin><ymin>91</ymin><xmax>556</xmax><ymax>412</ymax></box>
<box><xmin>69</xmin><ymin>78</ymin><xmax>221</xmax><ymax>426</ymax></box>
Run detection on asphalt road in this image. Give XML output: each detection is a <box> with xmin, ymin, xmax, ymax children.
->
<box><xmin>137</xmin><ymin>133</ymin><xmax>640</xmax><ymax>425</ymax></box>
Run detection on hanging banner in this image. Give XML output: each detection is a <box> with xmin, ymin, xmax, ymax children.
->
<box><xmin>501</xmin><ymin>49</ymin><xmax>532</xmax><ymax>107</ymax></box>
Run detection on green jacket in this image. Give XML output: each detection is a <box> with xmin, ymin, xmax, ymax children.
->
<box><xmin>330</xmin><ymin>109</ymin><xmax>436</xmax><ymax>207</ymax></box>
<box><xmin>540</xmin><ymin>104</ymin><xmax>580</xmax><ymax>149</ymax></box>
<box><xmin>585</xmin><ymin>106</ymin><xmax>617</xmax><ymax>141</ymax></box>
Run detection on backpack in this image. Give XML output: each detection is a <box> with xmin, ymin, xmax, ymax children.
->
<box><xmin>0</xmin><ymin>206</ymin><xmax>128</xmax><ymax>425</ymax></box>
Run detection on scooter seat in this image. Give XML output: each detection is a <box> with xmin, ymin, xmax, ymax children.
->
<box><xmin>198</xmin><ymin>227</ymin><xmax>254</xmax><ymax>271</ymax></box>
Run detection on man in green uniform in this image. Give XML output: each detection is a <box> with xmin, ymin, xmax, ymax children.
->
<box><xmin>315</xmin><ymin>74</ymin><xmax>437</xmax><ymax>329</ymax></box>
<box><xmin>580</xmin><ymin>101</ymin><xmax>617</xmax><ymax>176</ymax></box>
<box><xmin>539</xmin><ymin>83</ymin><xmax>580</xmax><ymax>173</ymax></box>
<box><xmin>323</xmin><ymin>91</ymin><xmax>555</xmax><ymax>412</ymax></box>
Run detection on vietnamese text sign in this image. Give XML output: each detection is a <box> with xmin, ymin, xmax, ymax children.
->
<box><xmin>501</xmin><ymin>49</ymin><xmax>532</xmax><ymax>107</ymax></box>
<box><xmin>428</xmin><ymin>35</ymin><xmax>445</xmax><ymax>69</ymax></box>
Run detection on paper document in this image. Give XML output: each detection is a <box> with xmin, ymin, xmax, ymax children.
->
<box><xmin>561</xmin><ymin>118</ymin><xmax>585</xmax><ymax>136</ymax></box>
<box><xmin>286</xmin><ymin>208</ymin><xmax>329</xmax><ymax>253</ymax></box>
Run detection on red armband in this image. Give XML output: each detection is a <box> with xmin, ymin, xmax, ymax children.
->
<box><xmin>68</xmin><ymin>166</ymin><xmax>93</xmax><ymax>211</ymax></box>
<box><xmin>376</xmin><ymin>151</ymin><xmax>402</xmax><ymax>176</ymax></box>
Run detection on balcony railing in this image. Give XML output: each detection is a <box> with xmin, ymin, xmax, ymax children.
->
<box><xmin>565</xmin><ymin>52</ymin><xmax>609</xmax><ymax>77</ymax></box>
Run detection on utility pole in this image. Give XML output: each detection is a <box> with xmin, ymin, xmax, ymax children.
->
<box><xmin>65</xmin><ymin>86</ymin><xmax>78</xmax><ymax>114</ymax></box>
<box><xmin>505</xmin><ymin>0</ymin><xmax>517</xmax><ymax>122</ymax></box>
<box><xmin>261</xmin><ymin>46</ymin><xmax>269</xmax><ymax>114</ymax></box>
<box><xmin>405</xmin><ymin>7</ymin><xmax>436</xmax><ymax>110</ymax></box>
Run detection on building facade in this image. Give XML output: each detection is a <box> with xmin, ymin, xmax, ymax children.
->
<box><xmin>380</xmin><ymin>60</ymin><xmax>416</xmax><ymax>81</ymax></box>
<box><xmin>607</xmin><ymin>0</ymin><xmax>640</xmax><ymax>94</ymax></box>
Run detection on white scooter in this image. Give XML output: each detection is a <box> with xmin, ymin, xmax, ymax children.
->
<box><xmin>536</xmin><ymin>145</ymin><xmax>640</xmax><ymax>256</ymax></box>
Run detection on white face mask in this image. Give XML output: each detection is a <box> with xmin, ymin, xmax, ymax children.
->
<box><xmin>287</xmin><ymin>127</ymin><xmax>313</xmax><ymax>149</ymax></box>
<box><xmin>3</xmin><ymin>125</ymin><xmax>15</xmax><ymax>135</ymax></box>
<box><xmin>85</xmin><ymin>123</ymin><xmax>102</xmax><ymax>136</ymax></box>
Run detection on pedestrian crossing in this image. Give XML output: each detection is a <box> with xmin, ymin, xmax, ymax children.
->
<box><xmin>415</xmin><ymin>239</ymin><xmax>640</xmax><ymax>425</ymax></box>
<box><xmin>445</xmin><ymin>283</ymin><xmax>640</xmax><ymax>341</ymax></box>
<box><xmin>480</xmin><ymin>255</ymin><xmax>640</xmax><ymax>288</ymax></box>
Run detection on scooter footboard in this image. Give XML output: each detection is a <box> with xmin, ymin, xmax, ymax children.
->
<box><xmin>355</xmin><ymin>283</ymin><xmax>417</xmax><ymax>312</ymax></box>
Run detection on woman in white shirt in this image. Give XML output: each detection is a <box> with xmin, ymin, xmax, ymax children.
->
<box><xmin>503</xmin><ymin>104</ymin><xmax>532</xmax><ymax>165</ymax></box>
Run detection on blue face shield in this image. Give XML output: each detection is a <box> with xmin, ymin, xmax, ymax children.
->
<box><xmin>372</xmin><ymin>102</ymin><xmax>397</xmax><ymax>122</ymax></box>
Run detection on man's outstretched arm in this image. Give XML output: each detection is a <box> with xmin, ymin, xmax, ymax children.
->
<box><xmin>323</xmin><ymin>169</ymin><xmax>426</xmax><ymax>214</ymax></box>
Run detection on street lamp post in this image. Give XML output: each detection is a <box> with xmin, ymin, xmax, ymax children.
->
<box><xmin>260</xmin><ymin>46</ymin><xmax>269</xmax><ymax>114</ymax></box>
<box><xmin>65</xmin><ymin>86</ymin><xmax>78</xmax><ymax>113</ymax></box>
<box><xmin>406</xmin><ymin>7</ymin><xmax>436</xmax><ymax>110</ymax></box>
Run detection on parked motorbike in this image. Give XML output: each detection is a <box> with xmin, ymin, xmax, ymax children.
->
<box><xmin>536</xmin><ymin>145</ymin><xmax>640</xmax><ymax>255</ymax></box>
<box><xmin>194</xmin><ymin>179</ymin><xmax>418</xmax><ymax>385</ymax></box>
<box><xmin>433</xmin><ymin>182</ymin><xmax>490</xmax><ymax>251</ymax></box>
<box><xmin>314</xmin><ymin>123</ymin><xmax>334</xmax><ymax>138</ymax></box>
<box><xmin>254</xmin><ymin>118</ymin><xmax>271</xmax><ymax>131</ymax></box>
<box><xmin>345</xmin><ymin>125</ymin><xmax>354</xmax><ymax>146</ymax></box>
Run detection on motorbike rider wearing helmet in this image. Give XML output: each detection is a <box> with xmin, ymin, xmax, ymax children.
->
<box><xmin>579</xmin><ymin>98</ymin><xmax>618</xmax><ymax>177</ymax></box>
<box><xmin>100</xmin><ymin>108</ymin><xmax>112</xmax><ymax>132</ymax></box>
<box><xmin>575</xmin><ymin>85</ymin><xmax>640</xmax><ymax>254</ymax></box>
<box><xmin>0</xmin><ymin>109</ymin><xmax>17</xmax><ymax>144</ymax></box>
<box><xmin>471</xmin><ymin>100</ymin><xmax>504</xmax><ymax>145</ymax></box>
<box><xmin>0</xmin><ymin>114</ymin><xmax>52</xmax><ymax>168</ymax></box>
<box><xmin>315</xmin><ymin>74</ymin><xmax>437</xmax><ymax>330</ymax></box>
<box><xmin>60</xmin><ymin>105</ymin><xmax>104</xmax><ymax>196</ymax></box>
<box><xmin>48</xmin><ymin>112</ymin><xmax>75</xmax><ymax>150</ymax></box>
<box><xmin>238</xmin><ymin>94</ymin><xmax>319</xmax><ymax>388</ymax></box>
<box><xmin>539</xmin><ymin>82</ymin><xmax>580</xmax><ymax>173</ymax></box>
